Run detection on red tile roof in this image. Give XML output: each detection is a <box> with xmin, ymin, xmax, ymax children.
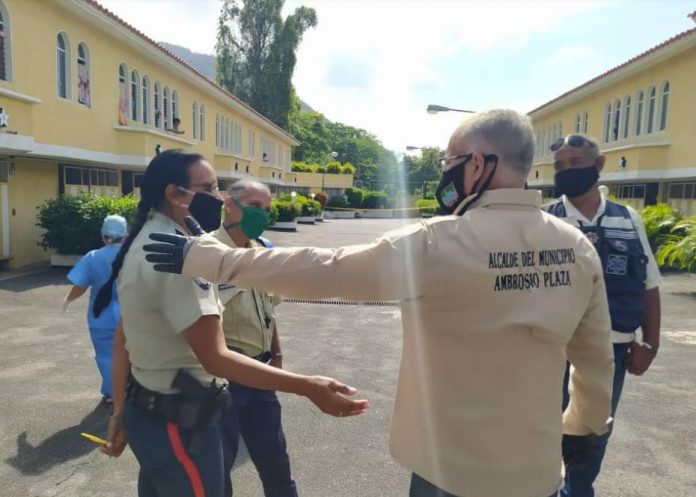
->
<box><xmin>84</xmin><ymin>0</ymin><xmax>298</xmax><ymax>143</ymax></box>
<box><xmin>528</xmin><ymin>25</ymin><xmax>696</xmax><ymax>116</ymax></box>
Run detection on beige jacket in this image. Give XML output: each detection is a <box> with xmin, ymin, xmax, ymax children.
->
<box><xmin>181</xmin><ymin>189</ymin><xmax>613</xmax><ymax>497</ymax></box>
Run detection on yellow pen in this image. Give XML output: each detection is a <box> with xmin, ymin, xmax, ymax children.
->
<box><xmin>81</xmin><ymin>432</ymin><xmax>108</xmax><ymax>446</ymax></box>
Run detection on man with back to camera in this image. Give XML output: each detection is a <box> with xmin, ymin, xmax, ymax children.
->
<box><xmin>144</xmin><ymin>110</ymin><xmax>614</xmax><ymax>497</ymax></box>
<box><xmin>546</xmin><ymin>134</ymin><xmax>662</xmax><ymax>497</ymax></box>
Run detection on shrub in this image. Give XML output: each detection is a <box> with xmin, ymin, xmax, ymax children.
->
<box><xmin>415</xmin><ymin>198</ymin><xmax>441</xmax><ymax>216</ymax></box>
<box><xmin>362</xmin><ymin>191</ymin><xmax>391</xmax><ymax>209</ymax></box>
<box><xmin>272</xmin><ymin>200</ymin><xmax>300</xmax><ymax>222</ymax></box>
<box><xmin>341</xmin><ymin>163</ymin><xmax>356</xmax><ymax>175</ymax></box>
<box><xmin>269</xmin><ymin>201</ymin><xmax>279</xmax><ymax>226</ymax></box>
<box><xmin>314</xmin><ymin>192</ymin><xmax>328</xmax><ymax>209</ymax></box>
<box><xmin>36</xmin><ymin>194</ymin><xmax>139</xmax><ymax>255</ymax></box>
<box><xmin>291</xmin><ymin>161</ymin><xmax>309</xmax><ymax>172</ymax></box>
<box><xmin>640</xmin><ymin>203</ymin><xmax>682</xmax><ymax>252</ymax></box>
<box><xmin>656</xmin><ymin>215</ymin><xmax>696</xmax><ymax>272</ymax></box>
<box><xmin>327</xmin><ymin>195</ymin><xmax>348</xmax><ymax>209</ymax></box>
<box><xmin>326</xmin><ymin>161</ymin><xmax>342</xmax><ymax>174</ymax></box>
<box><xmin>344</xmin><ymin>187</ymin><xmax>366</xmax><ymax>209</ymax></box>
<box><xmin>297</xmin><ymin>197</ymin><xmax>322</xmax><ymax>217</ymax></box>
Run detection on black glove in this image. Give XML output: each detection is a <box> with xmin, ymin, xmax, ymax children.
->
<box><xmin>144</xmin><ymin>217</ymin><xmax>203</xmax><ymax>274</ymax></box>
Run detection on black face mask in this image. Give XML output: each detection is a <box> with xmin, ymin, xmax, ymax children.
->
<box><xmin>554</xmin><ymin>165</ymin><xmax>599</xmax><ymax>198</ymax></box>
<box><xmin>180</xmin><ymin>188</ymin><xmax>224</xmax><ymax>232</ymax></box>
<box><xmin>435</xmin><ymin>154</ymin><xmax>498</xmax><ymax>215</ymax></box>
<box><xmin>435</xmin><ymin>158</ymin><xmax>469</xmax><ymax>214</ymax></box>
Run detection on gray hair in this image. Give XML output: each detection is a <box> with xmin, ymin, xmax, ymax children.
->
<box><xmin>227</xmin><ymin>179</ymin><xmax>271</xmax><ymax>199</ymax></box>
<box><xmin>451</xmin><ymin>109</ymin><xmax>535</xmax><ymax>176</ymax></box>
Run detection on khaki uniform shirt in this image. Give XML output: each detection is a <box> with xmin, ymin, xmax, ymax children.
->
<box><xmin>214</xmin><ymin>228</ymin><xmax>277</xmax><ymax>357</ymax></box>
<box><xmin>119</xmin><ymin>212</ymin><xmax>221</xmax><ymax>394</ymax></box>
<box><xmin>181</xmin><ymin>189</ymin><xmax>614</xmax><ymax>497</ymax></box>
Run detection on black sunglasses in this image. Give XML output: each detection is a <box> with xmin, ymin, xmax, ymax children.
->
<box><xmin>550</xmin><ymin>134</ymin><xmax>590</xmax><ymax>152</ymax></box>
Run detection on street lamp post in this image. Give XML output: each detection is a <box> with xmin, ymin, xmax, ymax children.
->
<box><xmin>426</xmin><ymin>104</ymin><xmax>476</xmax><ymax>114</ymax></box>
<box><xmin>323</xmin><ymin>151</ymin><xmax>338</xmax><ymax>193</ymax></box>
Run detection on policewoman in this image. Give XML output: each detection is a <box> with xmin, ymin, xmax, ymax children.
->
<box><xmin>93</xmin><ymin>149</ymin><xmax>368</xmax><ymax>497</ymax></box>
<box><xmin>216</xmin><ymin>179</ymin><xmax>298</xmax><ymax>496</ymax></box>
<box><xmin>545</xmin><ymin>134</ymin><xmax>662</xmax><ymax>497</ymax></box>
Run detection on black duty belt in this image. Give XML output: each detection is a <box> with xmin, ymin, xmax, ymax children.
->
<box><xmin>126</xmin><ymin>373</ymin><xmax>231</xmax><ymax>431</ymax></box>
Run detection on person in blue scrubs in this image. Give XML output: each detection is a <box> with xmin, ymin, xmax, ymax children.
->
<box><xmin>64</xmin><ymin>214</ymin><xmax>128</xmax><ymax>403</ymax></box>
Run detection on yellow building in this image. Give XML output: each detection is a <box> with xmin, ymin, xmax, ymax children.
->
<box><xmin>0</xmin><ymin>0</ymin><xmax>352</xmax><ymax>269</ymax></box>
<box><xmin>528</xmin><ymin>14</ymin><xmax>696</xmax><ymax>214</ymax></box>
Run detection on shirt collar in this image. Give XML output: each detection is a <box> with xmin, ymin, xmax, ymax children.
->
<box><xmin>561</xmin><ymin>194</ymin><xmax>606</xmax><ymax>225</ymax></box>
<box><xmin>457</xmin><ymin>188</ymin><xmax>542</xmax><ymax>213</ymax></box>
<box><xmin>151</xmin><ymin>211</ymin><xmax>188</xmax><ymax>234</ymax></box>
<box><xmin>214</xmin><ymin>225</ymin><xmax>240</xmax><ymax>248</ymax></box>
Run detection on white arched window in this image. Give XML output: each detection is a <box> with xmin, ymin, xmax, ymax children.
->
<box><xmin>603</xmin><ymin>103</ymin><xmax>611</xmax><ymax>142</ymax></box>
<box><xmin>622</xmin><ymin>96</ymin><xmax>631</xmax><ymax>139</ymax></box>
<box><xmin>0</xmin><ymin>2</ymin><xmax>13</xmax><ymax>81</ymax></box>
<box><xmin>659</xmin><ymin>81</ymin><xmax>669</xmax><ymax>131</ymax></box>
<box><xmin>192</xmin><ymin>102</ymin><xmax>198</xmax><ymax>139</ymax></box>
<box><xmin>647</xmin><ymin>86</ymin><xmax>656</xmax><ymax>133</ymax></box>
<box><xmin>574</xmin><ymin>113</ymin><xmax>581</xmax><ymax>133</ymax></box>
<box><xmin>172</xmin><ymin>90</ymin><xmax>179</xmax><ymax>120</ymax></box>
<box><xmin>77</xmin><ymin>43</ymin><xmax>90</xmax><ymax>106</ymax></box>
<box><xmin>154</xmin><ymin>81</ymin><xmax>161</xmax><ymax>128</ymax></box>
<box><xmin>215</xmin><ymin>114</ymin><xmax>220</xmax><ymax>147</ymax></box>
<box><xmin>228</xmin><ymin>120</ymin><xmax>234</xmax><ymax>152</ymax></box>
<box><xmin>200</xmin><ymin>105</ymin><xmax>206</xmax><ymax>141</ymax></box>
<box><xmin>635</xmin><ymin>90</ymin><xmax>644</xmax><ymax>136</ymax></box>
<box><xmin>56</xmin><ymin>32</ymin><xmax>70</xmax><ymax>99</ymax></box>
<box><xmin>130</xmin><ymin>70</ymin><xmax>139</xmax><ymax>121</ymax></box>
<box><xmin>118</xmin><ymin>63</ymin><xmax>128</xmax><ymax>124</ymax></box>
<box><xmin>582</xmin><ymin>112</ymin><xmax>588</xmax><ymax>133</ymax></box>
<box><xmin>142</xmin><ymin>76</ymin><xmax>149</xmax><ymax>124</ymax></box>
<box><xmin>163</xmin><ymin>86</ymin><xmax>170</xmax><ymax>129</ymax></box>
<box><xmin>612</xmin><ymin>98</ymin><xmax>621</xmax><ymax>141</ymax></box>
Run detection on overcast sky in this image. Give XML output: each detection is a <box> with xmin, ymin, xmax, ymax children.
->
<box><xmin>97</xmin><ymin>0</ymin><xmax>695</xmax><ymax>153</ymax></box>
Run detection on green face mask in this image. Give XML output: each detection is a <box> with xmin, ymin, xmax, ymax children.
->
<box><xmin>224</xmin><ymin>197</ymin><xmax>270</xmax><ymax>240</ymax></box>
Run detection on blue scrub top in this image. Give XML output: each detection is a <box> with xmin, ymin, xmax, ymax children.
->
<box><xmin>67</xmin><ymin>243</ymin><xmax>122</xmax><ymax>330</ymax></box>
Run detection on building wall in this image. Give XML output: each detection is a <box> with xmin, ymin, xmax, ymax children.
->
<box><xmin>290</xmin><ymin>171</ymin><xmax>354</xmax><ymax>190</ymax></box>
<box><xmin>0</xmin><ymin>0</ymin><xmax>308</xmax><ymax>268</ymax></box>
<box><xmin>0</xmin><ymin>0</ymin><xmax>294</xmax><ymax>171</ymax></box>
<box><xmin>6</xmin><ymin>159</ymin><xmax>58</xmax><ymax>267</ymax></box>
<box><xmin>529</xmin><ymin>33</ymin><xmax>696</xmax><ymax>214</ymax></box>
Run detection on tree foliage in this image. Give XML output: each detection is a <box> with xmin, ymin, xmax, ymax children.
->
<box><xmin>402</xmin><ymin>147</ymin><xmax>443</xmax><ymax>196</ymax></box>
<box><xmin>215</xmin><ymin>0</ymin><xmax>316</xmax><ymax>129</ymax></box>
<box><xmin>288</xmin><ymin>94</ymin><xmax>399</xmax><ymax>190</ymax></box>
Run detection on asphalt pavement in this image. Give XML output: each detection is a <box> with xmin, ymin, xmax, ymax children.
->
<box><xmin>0</xmin><ymin>218</ymin><xmax>694</xmax><ymax>497</ymax></box>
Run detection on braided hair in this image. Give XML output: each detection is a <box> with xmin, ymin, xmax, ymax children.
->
<box><xmin>93</xmin><ymin>149</ymin><xmax>205</xmax><ymax>317</ymax></box>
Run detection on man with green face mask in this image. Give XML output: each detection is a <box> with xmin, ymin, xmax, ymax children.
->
<box><xmin>215</xmin><ymin>179</ymin><xmax>297</xmax><ymax>497</ymax></box>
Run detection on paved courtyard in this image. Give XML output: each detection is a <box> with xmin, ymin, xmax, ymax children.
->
<box><xmin>0</xmin><ymin>219</ymin><xmax>694</xmax><ymax>497</ymax></box>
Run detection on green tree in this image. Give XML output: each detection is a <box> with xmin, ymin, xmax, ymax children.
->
<box><xmin>215</xmin><ymin>0</ymin><xmax>316</xmax><ymax>129</ymax></box>
<box><xmin>403</xmin><ymin>147</ymin><xmax>443</xmax><ymax>196</ymax></box>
